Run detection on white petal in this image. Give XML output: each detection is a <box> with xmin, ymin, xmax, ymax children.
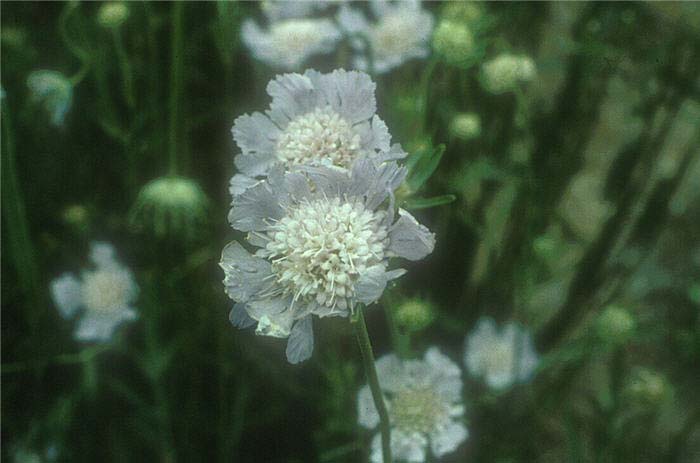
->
<box><xmin>89</xmin><ymin>241</ymin><xmax>116</xmax><ymax>268</ymax></box>
<box><xmin>374</xmin><ymin>353</ymin><xmax>406</xmax><ymax>392</ymax></box>
<box><xmin>231</xmin><ymin>112</ymin><xmax>280</xmax><ymax>177</ymax></box>
<box><xmin>337</xmin><ymin>4</ymin><xmax>370</xmax><ymax>35</ymax></box>
<box><xmin>285</xmin><ymin>316</ymin><xmax>314</xmax><ymax>364</ymax></box>
<box><xmin>430</xmin><ymin>421</ymin><xmax>468</xmax><ymax>458</ymax></box>
<box><xmin>392</xmin><ymin>429</ymin><xmax>428</xmax><ymax>463</ymax></box>
<box><xmin>255</xmin><ymin>310</ymin><xmax>294</xmax><ymax>338</ymax></box>
<box><xmin>356</xmin><ymin>115</ymin><xmax>391</xmax><ymax>154</ymax></box>
<box><xmin>357</xmin><ymin>385</ymin><xmax>380</xmax><ymax>429</ymax></box>
<box><xmin>219</xmin><ymin>241</ymin><xmax>273</xmax><ymax>302</ymax></box>
<box><xmin>354</xmin><ymin>264</ymin><xmax>390</xmax><ymax>305</ymax></box>
<box><xmin>316</xmin><ymin>69</ymin><xmax>377</xmax><ymax>124</ymax></box>
<box><xmin>229</xmin><ymin>302</ymin><xmax>256</xmax><ymax>329</ymax></box>
<box><xmin>349</xmin><ymin>158</ymin><xmax>406</xmax><ymax>210</ymax></box>
<box><xmin>50</xmin><ymin>273</ymin><xmax>83</xmax><ymax>318</ymax></box>
<box><xmin>228</xmin><ymin>181</ymin><xmax>285</xmax><ymax>232</ymax></box>
<box><xmin>266</xmin><ymin>73</ymin><xmax>318</xmax><ymax>126</ymax></box>
<box><xmin>517</xmin><ymin>329</ymin><xmax>539</xmax><ymax>382</ymax></box>
<box><xmin>229</xmin><ymin>174</ymin><xmax>260</xmax><ymax>197</ymax></box>
<box><xmin>387</xmin><ymin>209</ymin><xmax>435</xmax><ymax>261</ymax></box>
<box><xmin>74</xmin><ymin>312</ymin><xmax>126</xmax><ymax>342</ymax></box>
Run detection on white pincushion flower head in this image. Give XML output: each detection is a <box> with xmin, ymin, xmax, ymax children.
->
<box><xmin>50</xmin><ymin>242</ymin><xmax>138</xmax><ymax>342</ymax></box>
<box><xmin>220</xmin><ymin>159</ymin><xmax>435</xmax><ymax>363</ymax></box>
<box><xmin>230</xmin><ymin>69</ymin><xmax>400</xmax><ymax>196</ymax></box>
<box><xmin>357</xmin><ymin>348</ymin><xmax>468</xmax><ymax>462</ymax></box>
<box><xmin>241</xmin><ymin>4</ymin><xmax>341</xmax><ymax>71</ymax></box>
<box><xmin>337</xmin><ymin>0</ymin><xmax>434</xmax><ymax>74</ymax></box>
<box><xmin>464</xmin><ymin>317</ymin><xmax>539</xmax><ymax>391</ymax></box>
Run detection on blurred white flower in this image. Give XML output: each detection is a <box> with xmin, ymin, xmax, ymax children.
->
<box><xmin>358</xmin><ymin>348</ymin><xmax>468</xmax><ymax>462</ymax></box>
<box><xmin>230</xmin><ymin>69</ymin><xmax>403</xmax><ymax>195</ymax></box>
<box><xmin>241</xmin><ymin>15</ymin><xmax>341</xmax><ymax>70</ymax></box>
<box><xmin>260</xmin><ymin>0</ymin><xmax>331</xmax><ymax>22</ymax></box>
<box><xmin>26</xmin><ymin>70</ymin><xmax>72</xmax><ymax>126</ymax></box>
<box><xmin>337</xmin><ymin>0</ymin><xmax>434</xmax><ymax>74</ymax></box>
<box><xmin>97</xmin><ymin>2</ymin><xmax>129</xmax><ymax>29</ymax></box>
<box><xmin>221</xmin><ymin>159</ymin><xmax>435</xmax><ymax>363</ymax></box>
<box><xmin>50</xmin><ymin>242</ymin><xmax>138</xmax><ymax>342</ymax></box>
<box><xmin>464</xmin><ymin>317</ymin><xmax>538</xmax><ymax>390</ymax></box>
<box><xmin>481</xmin><ymin>53</ymin><xmax>537</xmax><ymax>94</ymax></box>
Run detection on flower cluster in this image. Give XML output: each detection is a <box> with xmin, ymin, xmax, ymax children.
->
<box><xmin>51</xmin><ymin>242</ymin><xmax>138</xmax><ymax>342</ymax></box>
<box><xmin>241</xmin><ymin>0</ymin><xmax>435</xmax><ymax>73</ymax></box>
<box><xmin>357</xmin><ymin>348</ymin><xmax>468</xmax><ymax>462</ymax></box>
<box><xmin>221</xmin><ymin>158</ymin><xmax>435</xmax><ymax>363</ymax></box>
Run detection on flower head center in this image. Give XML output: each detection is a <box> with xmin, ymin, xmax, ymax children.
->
<box><xmin>81</xmin><ymin>269</ymin><xmax>133</xmax><ymax>313</ymax></box>
<box><xmin>390</xmin><ymin>386</ymin><xmax>448</xmax><ymax>434</ymax></box>
<box><xmin>485</xmin><ymin>341</ymin><xmax>515</xmax><ymax>375</ymax></box>
<box><xmin>271</xmin><ymin>20</ymin><xmax>328</xmax><ymax>55</ymax></box>
<box><xmin>276</xmin><ymin>106</ymin><xmax>362</xmax><ymax>168</ymax></box>
<box><xmin>263</xmin><ymin>197</ymin><xmax>387</xmax><ymax>310</ymax></box>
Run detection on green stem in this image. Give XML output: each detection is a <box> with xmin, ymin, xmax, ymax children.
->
<box><xmin>112</xmin><ymin>28</ymin><xmax>136</xmax><ymax>108</ymax></box>
<box><xmin>1</xmin><ymin>345</ymin><xmax>109</xmax><ymax>374</ymax></box>
<box><xmin>420</xmin><ymin>58</ymin><xmax>438</xmax><ymax>134</ymax></box>
<box><xmin>168</xmin><ymin>1</ymin><xmax>185</xmax><ymax>176</ymax></box>
<box><xmin>352</xmin><ymin>308</ymin><xmax>392</xmax><ymax>463</ymax></box>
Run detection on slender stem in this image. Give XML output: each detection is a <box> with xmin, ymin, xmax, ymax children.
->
<box><xmin>352</xmin><ymin>308</ymin><xmax>392</xmax><ymax>463</ymax></box>
<box><xmin>168</xmin><ymin>1</ymin><xmax>185</xmax><ymax>176</ymax></box>
<box><xmin>112</xmin><ymin>28</ymin><xmax>136</xmax><ymax>108</ymax></box>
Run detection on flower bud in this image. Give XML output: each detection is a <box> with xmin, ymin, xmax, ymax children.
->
<box><xmin>97</xmin><ymin>2</ymin><xmax>129</xmax><ymax>29</ymax></box>
<box><xmin>449</xmin><ymin>112</ymin><xmax>481</xmax><ymax>140</ymax></box>
<box><xmin>62</xmin><ymin>204</ymin><xmax>90</xmax><ymax>231</ymax></box>
<box><xmin>27</xmin><ymin>70</ymin><xmax>73</xmax><ymax>126</ymax></box>
<box><xmin>394</xmin><ymin>298</ymin><xmax>435</xmax><ymax>332</ymax></box>
<box><xmin>441</xmin><ymin>2</ymin><xmax>484</xmax><ymax>24</ymax></box>
<box><xmin>481</xmin><ymin>53</ymin><xmax>537</xmax><ymax>94</ymax></box>
<box><xmin>596</xmin><ymin>305</ymin><xmax>635</xmax><ymax>345</ymax></box>
<box><xmin>432</xmin><ymin>20</ymin><xmax>477</xmax><ymax>69</ymax></box>
<box><xmin>625</xmin><ymin>368</ymin><xmax>669</xmax><ymax>407</ymax></box>
<box><xmin>130</xmin><ymin>176</ymin><xmax>209</xmax><ymax>241</ymax></box>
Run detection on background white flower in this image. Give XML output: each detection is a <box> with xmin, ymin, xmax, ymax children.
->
<box><xmin>26</xmin><ymin>70</ymin><xmax>72</xmax><ymax>126</ymax></box>
<box><xmin>463</xmin><ymin>317</ymin><xmax>539</xmax><ymax>390</ymax></box>
<box><xmin>357</xmin><ymin>348</ymin><xmax>468</xmax><ymax>462</ymax></box>
<box><xmin>337</xmin><ymin>0</ymin><xmax>434</xmax><ymax>74</ymax></box>
<box><xmin>220</xmin><ymin>159</ymin><xmax>435</xmax><ymax>363</ymax></box>
<box><xmin>230</xmin><ymin>69</ymin><xmax>401</xmax><ymax>195</ymax></box>
<box><xmin>241</xmin><ymin>4</ymin><xmax>341</xmax><ymax>71</ymax></box>
<box><xmin>50</xmin><ymin>242</ymin><xmax>138</xmax><ymax>342</ymax></box>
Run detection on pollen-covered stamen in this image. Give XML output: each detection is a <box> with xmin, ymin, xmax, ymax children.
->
<box><xmin>389</xmin><ymin>386</ymin><xmax>449</xmax><ymax>435</ymax></box>
<box><xmin>81</xmin><ymin>269</ymin><xmax>134</xmax><ymax>313</ymax></box>
<box><xmin>262</xmin><ymin>197</ymin><xmax>388</xmax><ymax>310</ymax></box>
<box><xmin>276</xmin><ymin>106</ymin><xmax>362</xmax><ymax>168</ymax></box>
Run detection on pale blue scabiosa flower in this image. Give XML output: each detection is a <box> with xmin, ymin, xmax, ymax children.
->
<box><xmin>230</xmin><ymin>69</ymin><xmax>401</xmax><ymax>196</ymax></box>
<box><xmin>357</xmin><ymin>348</ymin><xmax>468</xmax><ymax>462</ymax></box>
<box><xmin>463</xmin><ymin>317</ymin><xmax>539</xmax><ymax>391</ymax></box>
<box><xmin>50</xmin><ymin>242</ymin><xmax>138</xmax><ymax>342</ymax></box>
<box><xmin>241</xmin><ymin>2</ymin><xmax>342</xmax><ymax>71</ymax></box>
<box><xmin>337</xmin><ymin>0</ymin><xmax>434</xmax><ymax>74</ymax></box>
<box><xmin>480</xmin><ymin>53</ymin><xmax>537</xmax><ymax>95</ymax></box>
<box><xmin>26</xmin><ymin>70</ymin><xmax>72</xmax><ymax>126</ymax></box>
<box><xmin>220</xmin><ymin>159</ymin><xmax>435</xmax><ymax>363</ymax></box>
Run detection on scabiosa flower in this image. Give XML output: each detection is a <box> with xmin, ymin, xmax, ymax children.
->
<box><xmin>480</xmin><ymin>53</ymin><xmax>537</xmax><ymax>94</ymax></box>
<box><xmin>337</xmin><ymin>0</ymin><xmax>434</xmax><ymax>74</ymax></box>
<box><xmin>357</xmin><ymin>348</ymin><xmax>468</xmax><ymax>462</ymax></box>
<box><xmin>130</xmin><ymin>176</ymin><xmax>209</xmax><ymax>240</ymax></box>
<box><xmin>50</xmin><ymin>242</ymin><xmax>138</xmax><ymax>342</ymax></box>
<box><xmin>463</xmin><ymin>317</ymin><xmax>539</xmax><ymax>391</ymax></box>
<box><xmin>26</xmin><ymin>70</ymin><xmax>72</xmax><ymax>126</ymax></box>
<box><xmin>220</xmin><ymin>159</ymin><xmax>435</xmax><ymax>363</ymax></box>
<box><xmin>230</xmin><ymin>69</ymin><xmax>399</xmax><ymax>196</ymax></box>
<box><xmin>241</xmin><ymin>9</ymin><xmax>342</xmax><ymax>70</ymax></box>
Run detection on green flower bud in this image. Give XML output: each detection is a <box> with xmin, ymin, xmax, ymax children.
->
<box><xmin>449</xmin><ymin>112</ymin><xmax>481</xmax><ymax>140</ymax></box>
<box><xmin>481</xmin><ymin>53</ymin><xmax>536</xmax><ymax>94</ymax></box>
<box><xmin>62</xmin><ymin>204</ymin><xmax>90</xmax><ymax>231</ymax></box>
<box><xmin>625</xmin><ymin>368</ymin><xmax>669</xmax><ymax>407</ymax></box>
<box><xmin>97</xmin><ymin>2</ymin><xmax>129</xmax><ymax>29</ymax></box>
<box><xmin>130</xmin><ymin>176</ymin><xmax>209</xmax><ymax>241</ymax></box>
<box><xmin>27</xmin><ymin>70</ymin><xmax>73</xmax><ymax>126</ymax></box>
<box><xmin>394</xmin><ymin>298</ymin><xmax>435</xmax><ymax>332</ymax></box>
<box><xmin>596</xmin><ymin>305</ymin><xmax>636</xmax><ymax>345</ymax></box>
<box><xmin>432</xmin><ymin>20</ymin><xmax>476</xmax><ymax>69</ymax></box>
<box><xmin>441</xmin><ymin>2</ymin><xmax>484</xmax><ymax>24</ymax></box>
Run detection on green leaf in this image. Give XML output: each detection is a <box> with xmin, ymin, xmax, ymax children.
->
<box><xmin>406</xmin><ymin>144</ymin><xmax>446</xmax><ymax>192</ymax></box>
<box><xmin>403</xmin><ymin>194</ymin><xmax>456</xmax><ymax>210</ymax></box>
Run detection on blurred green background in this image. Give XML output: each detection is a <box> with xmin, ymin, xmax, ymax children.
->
<box><xmin>2</xmin><ymin>1</ymin><xmax>699</xmax><ymax>462</ymax></box>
